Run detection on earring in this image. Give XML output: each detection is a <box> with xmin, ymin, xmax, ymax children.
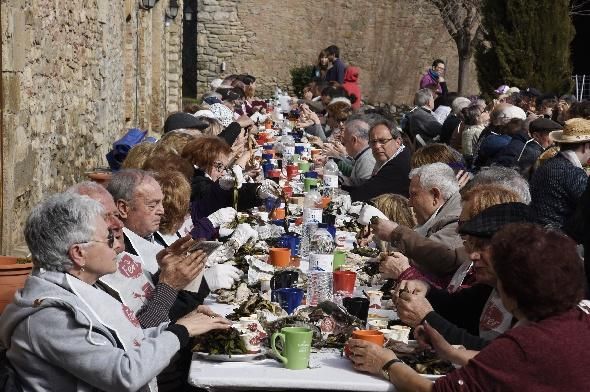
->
<box><xmin>80</xmin><ymin>264</ymin><xmax>85</xmax><ymax>272</ymax></box>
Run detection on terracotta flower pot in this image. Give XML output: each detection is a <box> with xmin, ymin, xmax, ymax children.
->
<box><xmin>0</xmin><ymin>256</ymin><xmax>33</xmax><ymax>313</ymax></box>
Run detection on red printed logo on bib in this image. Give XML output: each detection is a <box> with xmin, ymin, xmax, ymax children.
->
<box><xmin>118</xmin><ymin>254</ymin><xmax>143</xmax><ymax>279</ymax></box>
<box><xmin>122</xmin><ymin>304</ymin><xmax>141</xmax><ymax>328</ymax></box>
<box><xmin>480</xmin><ymin>303</ymin><xmax>503</xmax><ymax>331</ymax></box>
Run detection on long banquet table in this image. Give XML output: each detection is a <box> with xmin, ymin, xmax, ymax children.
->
<box><xmin>188</xmin><ymin>298</ymin><xmax>400</xmax><ymax>391</ymax></box>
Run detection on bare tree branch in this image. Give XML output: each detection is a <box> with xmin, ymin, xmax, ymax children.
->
<box><xmin>571</xmin><ymin>0</ymin><xmax>590</xmax><ymax>16</ymax></box>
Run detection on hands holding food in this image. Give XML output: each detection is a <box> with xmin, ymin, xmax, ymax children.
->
<box><xmin>369</xmin><ymin>216</ymin><xmax>399</xmax><ymax>240</ymax></box>
<box><xmin>379</xmin><ymin>252</ymin><xmax>411</xmax><ymax>280</ymax></box>
<box><xmin>347</xmin><ymin>338</ymin><xmax>398</xmax><ymax>376</ymax></box>
<box><xmin>257</xmin><ymin>179</ymin><xmax>281</xmax><ymax>199</ymax></box>
<box><xmin>357</xmin><ymin>204</ymin><xmax>388</xmax><ymax>226</ymax></box>
<box><xmin>204</xmin><ymin>263</ymin><xmax>244</xmax><ymax>291</ymax></box>
<box><xmin>175</xmin><ymin>309</ymin><xmax>231</xmax><ymax>336</ymax></box>
<box><xmin>156</xmin><ymin>236</ymin><xmax>207</xmax><ymax>290</ymax></box>
<box><xmin>395</xmin><ymin>287</ymin><xmax>434</xmax><ymax>328</ymax></box>
<box><xmin>207</xmin><ymin>207</ymin><xmax>238</xmax><ymax>228</ymax></box>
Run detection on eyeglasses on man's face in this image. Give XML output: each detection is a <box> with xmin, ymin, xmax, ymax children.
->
<box><xmin>369</xmin><ymin>138</ymin><xmax>394</xmax><ymax>147</ymax></box>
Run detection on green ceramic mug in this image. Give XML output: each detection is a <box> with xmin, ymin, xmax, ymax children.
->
<box><xmin>271</xmin><ymin>327</ymin><xmax>313</xmax><ymax>370</ymax></box>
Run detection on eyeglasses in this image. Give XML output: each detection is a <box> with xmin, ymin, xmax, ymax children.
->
<box><xmin>212</xmin><ymin>161</ymin><xmax>228</xmax><ymax>172</ymax></box>
<box><xmin>86</xmin><ymin>230</ymin><xmax>115</xmax><ymax>249</ymax></box>
<box><xmin>369</xmin><ymin>138</ymin><xmax>394</xmax><ymax>146</ymax></box>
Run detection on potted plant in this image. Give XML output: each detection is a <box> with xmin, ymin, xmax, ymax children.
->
<box><xmin>0</xmin><ymin>256</ymin><xmax>33</xmax><ymax>313</ymax></box>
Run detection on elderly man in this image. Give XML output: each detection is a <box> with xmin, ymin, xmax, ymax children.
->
<box><xmin>106</xmin><ymin>170</ymin><xmax>243</xmax><ymax>319</ymax></box>
<box><xmin>342</xmin><ymin>118</ymin><xmax>411</xmax><ymax>201</ymax></box>
<box><xmin>362</xmin><ymin>163</ymin><xmax>462</xmax><ymax>283</ymax></box>
<box><xmin>340</xmin><ymin>118</ymin><xmax>376</xmax><ymax>186</ymax></box>
<box><xmin>407</xmin><ymin>88</ymin><xmax>442</xmax><ymax>146</ymax></box>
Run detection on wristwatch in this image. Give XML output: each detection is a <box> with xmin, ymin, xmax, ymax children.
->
<box><xmin>381</xmin><ymin>358</ymin><xmax>404</xmax><ymax>380</ymax></box>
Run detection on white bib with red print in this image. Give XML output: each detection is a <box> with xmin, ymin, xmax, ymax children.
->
<box><xmin>123</xmin><ymin>227</ymin><xmax>163</xmax><ymax>275</ymax></box>
<box><xmin>65</xmin><ymin>274</ymin><xmax>157</xmax><ymax>392</ymax></box>
<box><xmin>479</xmin><ymin>288</ymin><xmax>513</xmax><ymax>340</ymax></box>
<box><xmin>99</xmin><ymin>251</ymin><xmax>156</xmax><ymax>314</ymax></box>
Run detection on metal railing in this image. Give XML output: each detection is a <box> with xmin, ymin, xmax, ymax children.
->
<box><xmin>572</xmin><ymin>75</ymin><xmax>590</xmax><ymax>101</ymax></box>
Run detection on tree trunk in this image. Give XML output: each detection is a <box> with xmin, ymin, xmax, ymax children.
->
<box><xmin>457</xmin><ymin>52</ymin><xmax>471</xmax><ymax>95</ymax></box>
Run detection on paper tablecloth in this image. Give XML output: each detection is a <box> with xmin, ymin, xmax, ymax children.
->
<box><xmin>189</xmin><ymin>350</ymin><xmax>397</xmax><ymax>391</ymax></box>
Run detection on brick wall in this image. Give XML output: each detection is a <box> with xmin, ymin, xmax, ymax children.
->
<box><xmin>1</xmin><ymin>0</ymin><xmax>184</xmax><ymax>254</ymax></box>
<box><xmin>193</xmin><ymin>0</ymin><xmax>479</xmax><ymax>103</ymax></box>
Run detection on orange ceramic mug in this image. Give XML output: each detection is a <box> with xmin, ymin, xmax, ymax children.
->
<box><xmin>345</xmin><ymin>329</ymin><xmax>385</xmax><ymax>357</ymax></box>
<box><xmin>271</xmin><ymin>208</ymin><xmax>286</xmax><ymax>220</ymax></box>
<box><xmin>269</xmin><ymin>248</ymin><xmax>291</xmax><ymax>268</ymax></box>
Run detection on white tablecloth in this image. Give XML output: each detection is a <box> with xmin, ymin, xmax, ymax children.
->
<box><xmin>189</xmin><ymin>350</ymin><xmax>396</xmax><ymax>391</ymax></box>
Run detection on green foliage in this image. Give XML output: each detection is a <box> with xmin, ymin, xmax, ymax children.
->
<box><xmin>290</xmin><ymin>65</ymin><xmax>314</xmax><ymax>98</ymax></box>
<box><xmin>475</xmin><ymin>0</ymin><xmax>574</xmax><ymax>96</ymax></box>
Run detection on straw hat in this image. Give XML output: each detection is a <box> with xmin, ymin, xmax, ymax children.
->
<box><xmin>550</xmin><ymin>118</ymin><xmax>590</xmax><ymax>144</ymax></box>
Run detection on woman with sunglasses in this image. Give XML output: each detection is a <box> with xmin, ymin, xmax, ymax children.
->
<box><xmin>181</xmin><ymin>135</ymin><xmax>279</xmax><ymax>240</ymax></box>
<box><xmin>0</xmin><ymin>193</ymin><xmax>230</xmax><ymax>391</ymax></box>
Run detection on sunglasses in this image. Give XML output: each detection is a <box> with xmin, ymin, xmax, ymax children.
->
<box><xmin>86</xmin><ymin>229</ymin><xmax>115</xmax><ymax>249</ymax></box>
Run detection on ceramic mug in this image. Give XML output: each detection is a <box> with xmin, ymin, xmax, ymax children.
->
<box><xmin>344</xmin><ymin>329</ymin><xmax>385</xmax><ymax>357</ymax></box>
<box><xmin>269</xmin><ymin>248</ymin><xmax>291</xmax><ymax>267</ymax></box>
<box><xmin>332</xmin><ymin>250</ymin><xmax>347</xmax><ymax>271</ymax></box>
<box><xmin>333</xmin><ymin>270</ymin><xmax>356</xmax><ymax>295</ymax></box>
<box><xmin>273</xmin><ymin>287</ymin><xmax>304</xmax><ymax>314</ymax></box>
<box><xmin>271</xmin><ymin>327</ymin><xmax>313</xmax><ymax>370</ymax></box>
<box><xmin>343</xmin><ymin>297</ymin><xmax>370</xmax><ymax>322</ymax></box>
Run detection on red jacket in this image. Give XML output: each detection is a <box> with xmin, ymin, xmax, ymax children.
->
<box><xmin>342</xmin><ymin>66</ymin><xmax>361</xmax><ymax>110</ymax></box>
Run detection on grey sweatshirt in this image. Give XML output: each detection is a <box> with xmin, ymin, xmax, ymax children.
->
<box><xmin>0</xmin><ymin>270</ymin><xmax>181</xmax><ymax>392</ymax></box>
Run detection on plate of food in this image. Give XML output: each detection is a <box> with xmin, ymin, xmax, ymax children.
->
<box><xmin>388</xmin><ymin>340</ymin><xmax>456</xmax><ymax>380</ymax></box>
<box><xmin>192</xmin><ymin>327</ymin><xmax>268</xmax><ymax>362</ymax></box>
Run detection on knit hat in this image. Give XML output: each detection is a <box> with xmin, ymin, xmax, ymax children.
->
<box><xmin>496</xmin><ymin>105</ymin><xmax>527</xmax><ymax>122</ymax></box>
<box><xmin>458</xmin><ymin>202</ymin><xmax>530</xmax><ymax>238</ymax></box>
<box><xmin>529</xmin><ymin>118</ymin><xmax>562</xmax><ymax>133</ymax></box>
<box><xmin>550</xmin><ymin>118</ymin><xmax>590</xmax><ymax>144</ymax></box>
<box><xmin>163</xmin><ymin>112</ymin><xmax>209</xmax><ymax>133</ymax></box>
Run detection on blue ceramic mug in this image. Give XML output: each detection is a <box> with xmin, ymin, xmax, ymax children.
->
<box><xmin>279</xmin><ymin>234</ymin><xmax>301</xmax><ymax>257</ymax></box>
<box><xmin>273</xmin><ymin>288</ymin><xmax>305</xmax><ymax>314</ymax></box>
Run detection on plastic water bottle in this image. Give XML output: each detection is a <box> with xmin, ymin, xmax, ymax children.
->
<box><xmin>280</xmin><ymin>134</ymin><xmax>295</xmax><ymax>161</ymax></box>
<box><xmin>299</xmin><ymin>188</ymin><xmax>323</xmax><ymax>264</ymax></box>
<box><xmin>323</xmin><ymin>159</ymin><xmax>339</xmax><ymax>195</ymax></box>
<box><xmin>307</xmin><ymin>228</ymin><xmax>335</xmax><ymax>305</ymax></box>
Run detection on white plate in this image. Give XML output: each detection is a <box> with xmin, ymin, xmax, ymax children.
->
<box><xmin>194</xmin><ymin>351</ymin><xmax>266</xmax><ymax>362</ymax></box>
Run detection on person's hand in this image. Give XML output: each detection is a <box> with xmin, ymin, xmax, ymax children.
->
<box><xmin>228</xmin><ymin>223</ymin><xmax>258</xmax><ymax>249</ymax></box>
<box><xmin>219</xmin><ymin>165</ymin><xmax>245</xmax><ymax>190</ymax></box>
<box><xmin>396</xmin><ymin>291</ymin><xmax>433</xmax><ymax>328</ymax></box>
<box><xmin>236</xmin><ymin>115</ymin><xmax>255</xmax><ymax>129</ymax></box>
<box><xmin>156</xmin><ymin>236</ymin><xmax>207</xmax><ymax>290</ymax></box>
<box><xmin>307</xmin><ymin>134</ymin><xmax>324</xmax><ymax>147</ymax></box>
<box><xmin>370</xmin><ymin>217</ymin><xmax>399</xmax><ymax>241</ymax></box>
<box><xmin>300</xmin><ymin>104</ymin><xmax>321</xmax><ymax>124</ymax></box>
<box><xmin>322</xmin><ymin>142</ymin><xmax>346</xmax><ymax>159</ymax></box>
<box><xmin>358</xmin><ymin>204</ymin><xmax>388</xmax><ymax>226</ymax></box>
<box><xmin>207</xmin><ymin>207</ymin><xmax>238</xmax><ymax>228</ymax></box>
<box><xmin>204</xmin><ymin>263</ymin><xmax>244</xmax><ymax>291</ymax></box>
<box><xmin>379</xmin><ymin>252</ymin><xmax>411</xmax><ymax>280</ymax></box>
<box><xmin>257</xmin><ymin>179</ymin><xmax>281</xmax><ymax>199</ymax></box>
<box><xmin>175</xmin><ymin>310</ymin><xmax>231</xmax><ymax>337</ymax></box>
<box><xmin>414</xmin><ymin>321</ymin><xmax>473</xmax><ymax>365</ymax></box>
<box><xmin>347</xmin><ymin>338</ymin><xmax>397</xmax><ymax>376</ymax></box>
<box><xmin>196</xmin><ymin>304</ymin><xmax>222</xmax><ymax>318</ymax></box>
<box><xmin>455</xmin><ymin>170</ymin><xmax>471</xmax><ymax>190</ymax></box>
<box><xmin>394</xmin><ymin>279</ymin><xmax>430</xmax><ymax>298</ymax></box>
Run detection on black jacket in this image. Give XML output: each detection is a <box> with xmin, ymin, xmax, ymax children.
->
<box><xmin>440</xmin><ymin>114</ymin><xmax>461</xmax><ymax>145</ymax></box>
<box><xmin>342</xmin><ymin>146</ymin><xmax>411</xmax><ymax>202</ymax></box>
<box><xmin>408</xmin><ymin>107</ymin><xmax>442</xmax><ymax>143</ymax></box>
<box><xmin>493</xmin><ymin>133</ymin><xmax>544</xmax><ymax>179</ymax></box>
<box><xmin>424</xmin><ymin>284</ymin><xmax>494</xmax><ymax>350</ymax></box>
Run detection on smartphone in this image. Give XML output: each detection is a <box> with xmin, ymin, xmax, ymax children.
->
<box><xmin>187</xmin><ymin>240</ymin><xmax>223</xmax><ymax>255</ymax></box>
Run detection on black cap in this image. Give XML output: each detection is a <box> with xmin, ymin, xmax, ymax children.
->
<box><xmin>529</xmin><ymin>118</ymin><xmax>562</xmax><ymax>133</ymax></box>
<box><xmin>163</xmin><ymin>113</ymin><xmax>209</xmax><ymax>133</ymax></box>
<box><xmin>458</xmin><ymin>202</ymin><xmax>530</xmax><ymax>238</ymax></box>
<box><xmin>218</xmin><ymin>122</ymin><xmax>242</xmax><ymax>146</ymax></box>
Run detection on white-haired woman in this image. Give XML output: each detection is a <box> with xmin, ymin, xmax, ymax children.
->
<box><xmin>0</xmin><ymin>193</ymin><xmax>230</xmax><ymax>392</ymax></box>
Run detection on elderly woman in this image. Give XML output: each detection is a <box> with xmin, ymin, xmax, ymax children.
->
<box><xmin>349</xmin><ymin>223</ymin><xmax>590</xmax><ymax>391</ymax></box>
<box><xmin>181</xmin><ymin>135</ymin><xmax>279</xmax><ymax>239</ymax></box>
<box><xmin>0</xmin><ymin>193</ymin><xmax>230</xmax><ymax>391</ymax></box>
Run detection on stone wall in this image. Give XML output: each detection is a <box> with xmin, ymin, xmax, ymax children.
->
<box><xmin>1</xmin><ymin>0</ymin><xmax>184</xmax><ymax>254</ymax></box>
<box><xmin>194</xmin><ymin>0</ymin><xmax>479</xmax><ymax>103</ymax></box>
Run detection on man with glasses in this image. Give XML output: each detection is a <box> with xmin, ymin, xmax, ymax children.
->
<box><xmin>342</xmin><ymin>118</ymin><xmax>411</xmax><ymax>201</ymax></box>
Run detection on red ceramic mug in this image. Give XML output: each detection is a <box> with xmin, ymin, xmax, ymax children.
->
<box><xmin>333</xmin><ymin>271</ymin><xmax>356</xmax><ymax>295</ymax></box>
